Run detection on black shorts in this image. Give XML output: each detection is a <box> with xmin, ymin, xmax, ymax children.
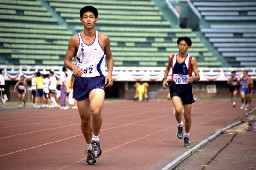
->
<box><xmin>18</xmin><ymin>89</ymin><xmax>25</xmax><ymax>94</ymax></box>
<box><xmin>49</xmin><ymin>90</ymin><xmax>56</xmax><ymax>94</ymax></box>
<box><xmin>0</xmin><ymin>85</ymin><xmax>5</xmax><ymax>90</ymax></box>
<box><xmin>169</xmin><ymin>82</ymin><xmax>195</xmax><ymax>105</ymax></box>
<box><xmin>32</xmin><ymin>90</ymin><xmax>36</xmax><ymax>96</ymax></box>
<box><xmin>229</xmin><ymin>86</ymin><xmax>237</xmax><ymax>93</ymax></box>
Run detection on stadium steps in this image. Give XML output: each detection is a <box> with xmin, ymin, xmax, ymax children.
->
<box><xmin>191</xmin><ymin>0</ymin><xmax>256</xmax><ymax>67</ymax></box>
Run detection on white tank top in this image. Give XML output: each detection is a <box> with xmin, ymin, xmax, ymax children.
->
<box><xmin>74</xmin><ymin>31</ymin><xmax>106</xmax><ymax>78</ymax></box>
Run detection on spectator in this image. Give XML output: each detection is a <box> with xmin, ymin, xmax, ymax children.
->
<box><xmin>60</xmin><ymin>67</ymin><xmax>68</xmax><ymax>109</ymax></box>
<box><xmin>35</xmin><ymin>72</ymin><xmax>44</xmax><ymax>109</ymax></box>
<box><xmin>49</xmin><ymin>71</ymin><xmax>58</xmax><ymax>107</ymax></box>
<box><xmin>31</xmin><ymin>73</ymin><xmax>37</xmax><ymax>108</ymax></box>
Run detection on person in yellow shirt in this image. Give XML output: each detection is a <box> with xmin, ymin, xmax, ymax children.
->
<box><xmin>134</xmin><ymin>82</ymin><xmax>140</xmax><ymax>101</ymax></box>
<box><xmin>142</xmin><ymin>82</ymin><xmax>149</xmax><ymax>101</ymax></box>
<box><xmin>66</xmin><ymin>76</ymin><xmax>71</xmax><ymax>107</ymax></box>
<box><xmin>35</xmin><ymin>72</ymin><xmax>44</xmax><ymax>109</ymax></box>
<box><xmin>138</xmin><ymin>84</ymin><xmax>145</xmax><ymax>102</ymax></box>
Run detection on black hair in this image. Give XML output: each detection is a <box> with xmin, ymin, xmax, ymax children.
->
<box><xmin>50</xmin><ymin>71</ymin><xmax>54</xmax><ymax>74</ymax></box>
<box><xmin>80</xmin><ymin>6</ymin><xmax>98</xmax><ymax>19</ymax></box>
<box><xmin>62</xmin><ymin>66</ymin><xmax>67</xmax><ymax>72</ymax></box>
<box><xmin>0</xmin><ymin>69</ymin><xmax>2</xmax><ymax>74</ymax></box>
<box><xmin>231</xmin><ymin>71</ymin><xmax>236</xmax><ymax>74</ymax></box>
<box><xmin>36</xmin><ymin>72</ymin><xmax>41</xmax><ymax>77</ymax></box>
<box><xmin>177</xmin><ymin>37</ymin><xmax>192</xmax><ymax>47</ymax></box>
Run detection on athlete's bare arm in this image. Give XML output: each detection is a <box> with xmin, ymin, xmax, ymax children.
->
<box><xmin>162</xmin><ymin>55</ymin><xmax>172</xmax><ymax>89</ymax></box>
<box><xmin>13</xmin><ymin>81</ymin><xmax>19</xmax><ymax>92</ymax></box>
<box><xmin>64</xmin><ymin>35</ymin><xmax>83</xmax><ymax>77</ymax></box>
<box><xmin>188</xmin><ymin>57</ymin><xmax>200</xmax><ymax>83</ymax></box>
<box><xmin>100</xmin><ymin>33</ymin><xmax>113</xmax><ymax>88</ymax></box>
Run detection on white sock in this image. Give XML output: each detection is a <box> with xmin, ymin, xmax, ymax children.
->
<box><xmin>92</xmin><ymin>134</ymin><xmax>99</xmax><ymax>142</ymax></box>
<box><xmin>178</xmin><ymin>121</ymin><xmax>183</xmax><ymax>127</ymax></box>
<box><xmin>184</xmin><ymin>133</ymin><xmax>189</xmax><ymax>137</ymax></box>
<box><xmin>51</xmin><ymin>97</ymin><xmax>57</xmax><ymax>105</ymax></box>
<box><xmin>87</xmin><ymin>144</ymin><xmax>92</xmax><ymax>150</ymax></box>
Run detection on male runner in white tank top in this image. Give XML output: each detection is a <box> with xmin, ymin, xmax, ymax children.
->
<box><xmin>64</xmin><ymin>6</ymin><xmax>113</xmax><ymax>165</ymax></box>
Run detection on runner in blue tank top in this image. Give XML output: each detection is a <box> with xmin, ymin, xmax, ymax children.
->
<box><xmin>64</xmin><ymin>6</ymin><xmax>114</xmax><ymax>165</ymax></box>
<box><xmin>163</xmin><ymin>37</ymin><xmax>200</xmax><ymax>147</ymax></box>
<box><xmin>239</xmin><ymin>70</ymin><xmax>252</xmax><ymax>110</ymax></box>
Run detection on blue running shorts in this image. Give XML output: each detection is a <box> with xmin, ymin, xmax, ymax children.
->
<box><xmin>169</xmin><ymin>82</ymin><xmax>195</xmax><ymax>105</ymax></box>
<box><xmin>73</xmin><ymin>75</ymin><xmax>106</xmax><ymax>101</ymax></box>
<box><xmin>240</xmin><ymin>87</ymin><xmax>249</xmax><ymax>94</ymax></box>
<box><xmin>37</xmin><ymin>89</ymin><xmax>44</xmax><ymax>96</ymax></box>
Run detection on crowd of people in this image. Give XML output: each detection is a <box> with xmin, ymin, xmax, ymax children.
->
<box><xmin>12</xmin><ymin>66</ymin><xmax>77</xmax><ymax>109</ymax></box>
<box><xmin>227</xmin><ymin>70</ymin><xmax>254</xmax><ymax>110</ymax></box>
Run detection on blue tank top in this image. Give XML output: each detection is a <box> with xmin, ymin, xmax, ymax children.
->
<box><xmin>170</xmin><ymin>54</ymin><xmax>192</xmax><ymax>84</ymax></box>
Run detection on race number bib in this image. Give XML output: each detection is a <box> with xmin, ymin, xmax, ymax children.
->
<box><xmin>173</xmin><ymin>74</ymin><xmax>189</xmax><ymax>84</ymax></box>
<box><xmin>77</xmin><ymin>63</ymin><xmax>94</xmax><ymax>75</ymax></box>
<box><xmin>18</xmin><ymin>85</ymin><xmax>25</xmax><ymax>90</ymax></box>
<box><xmin>231</xmin><ymin>81</ymin><xmax>237</xmax><ymax>86</ymax></box>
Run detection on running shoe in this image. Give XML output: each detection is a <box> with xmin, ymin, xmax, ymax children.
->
<box><xmin>177</xmin><ymin>126</ymin><xmax>183</xmax><ymax>139</ymax></box>
<box><xmin>233</xmin><ymin>102</ymin><xmax>236</xmax><ymax>107</ymax></box>
<box><xmin>240</xmin><ymin>104</ymin><xmax>244</xmax><ymax>110</ymax></box>
<box><xmin>91</xmin><ymin>141</ymin><xmax>102</xmax><ymax>158</ymax></box>
<box><xmin>86</xmin><ymin>150</ymin><xmax>96</xmax><ymax>165</ymax></box>
<box><xmin>184</xmin><ymin>137</ymin><xmax>191</xmax><ymax>147</ymax></box>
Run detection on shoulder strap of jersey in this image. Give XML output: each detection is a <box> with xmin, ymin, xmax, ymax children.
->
<box><xmin>187</xmin><ymin>55</ymin><xmax>192</xmax><ymax>77</ymax></box>
<box><xmin>170</xmin><ymin>54</ymin><xmax>175</xmax><ymax>81</ymax></box>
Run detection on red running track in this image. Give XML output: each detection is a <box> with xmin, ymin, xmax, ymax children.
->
<box><xmin>0</xmin><ymin>99</ymin><xmax>253</xmax><ymax>170</ymax></box>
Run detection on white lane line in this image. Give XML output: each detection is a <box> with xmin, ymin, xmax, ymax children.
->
<box><xmin>0</xmin><ymin>108</ymin><xmax>168</xmax><ymax>139</ymax></box>
<box><xmin>0</xmin><ymin>114</ymin><xmax>168</xmax><ymax>157</ymax></box>
<box><xmin>0</xmin><ymin>134</ymin><xmax>81</xmax><ymax>157</ymax></box>
<box><xmin>0</xmin><ymin>117</ymin><xmax>78</xmax><ymax>129</ymax></box>
<box><xmin>0</xmin><ymin>124</ymin><xmax>79</xmax><ymax>140</ymax></box>
<box><xmin>0</xmin><ymin>102</ymin><xmax>166</xmax><ymax>129</ymax></box>
<box><xmin>57</xmin><ymin>127</ymin><xmax>171</xmax><ymax>170</ymax></box>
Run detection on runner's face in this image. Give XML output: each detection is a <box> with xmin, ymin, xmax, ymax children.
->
<box><xmin>231</xmin><ymin>72</ymin><xmax>235</xmax><ymax>77</ymax></box>
<box><xmin>178</xmin><ymin>40</ymin><xmax>190</xmax><ymax>53</ymax></box>
<box><xmin>80</xmin><ymin>11</ymin><xmax>98</xmax><ymax>29</ymax></box>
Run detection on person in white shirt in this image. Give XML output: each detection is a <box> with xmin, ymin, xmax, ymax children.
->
<box><xmin>43</xmin><ymin>74</ymin><xmax>50</xmax><ymax>108</ymax></box>
<box><xmin>0</xmin><ymin>69</ymin><xmax>6</xmax><ymax>106</ymax></box>
<box><xmin>49</xmin><ymin>71</ymin><xmax>58</xmax><ymax>107</ymax></box>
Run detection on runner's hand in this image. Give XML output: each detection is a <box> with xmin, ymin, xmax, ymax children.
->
<box><xmin>188</xmin><ymin>77</ymin><xmax>194</xmax><ymax>83</ymax></box>
<box><xmin>162</xmin><ymin>79</ymin><xmax>168</xmax><ymax>89</ymax></box>
<box><xmin>105</xmin><ymin>74</ymin><xmax>113</xmax><ymax>88</ymax></box>
<box><xmin>72</xmin><ymin>65</ymin><xmax>83</xmax><ymax>77</ymax></box>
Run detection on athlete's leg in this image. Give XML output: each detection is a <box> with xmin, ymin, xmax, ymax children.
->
<box><xmin>172</xmin><ymin>96</ymin><xmax>183</xmax><ymax>124</ymax></box>
<box><xmin>233</xmin><ymin>90</ymin><xmax>237</xmax><ymax>102</ymax></box>
<box><xmin>77</xmin><ymin>98</ymin><xmax>92</xmax><ymax>144</ymax></box>
<box><xmin>88</xmin><ymin>89</ymin><xmax>105</xmax><ymax>136</ymax></box>
<box><xmin>183</xmin><ymin>104</ymin><xmax>192</xmax><ymax>133</ymax></box>
<box><xmin>240</xmin><ymin>92</ymin><xmax>245</xmax><ymax>104</ymax></box>
<box><xmin>17</xmin><ymin>93</ymin><xmax>21</xmax><ymax>107</ymax></box>
<box><xmin>22</xmin><ymin>93</ymin><xmax>26</xmax><ymax>107</ymax></box>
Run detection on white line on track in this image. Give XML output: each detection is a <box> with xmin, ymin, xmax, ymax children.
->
<box><xmin>57</xmin><ymin>127</ymin><xmax>171</xmax><ymax>170</ymax></box>
<box><xmin>0</xmin><ymin>107</ymin><xmax>168</xmax><ymax>139</ymax></box>
<box><xmin>0</xmin><ymin>134</ymin><xmax>81</xmax><ymax>157</ymax></box>
<box><xmin>0</xmin><ymin>114</ymin><xmax>168</xmax><ymax>157</ymax></box>
<box><xmin>0</xmin><ymin>124</ymin><xmax>79</xmax><ymax>140</ymax></box>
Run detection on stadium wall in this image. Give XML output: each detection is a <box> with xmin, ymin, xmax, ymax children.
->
<box><xmin>1</xmin><ymin>65</ymin><xmax>255</xmax><ymax>101</ymax></box>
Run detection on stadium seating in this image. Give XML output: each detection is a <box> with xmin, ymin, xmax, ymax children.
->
<box><xmin>0</xmin><ymin>0</ymin><xmax>221</xmax><ymax>67</ymax></box>
<box><xmin>192</xmin><ymin>0</ymin><xmax>256</xmax><ymax>67</ymax></box>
